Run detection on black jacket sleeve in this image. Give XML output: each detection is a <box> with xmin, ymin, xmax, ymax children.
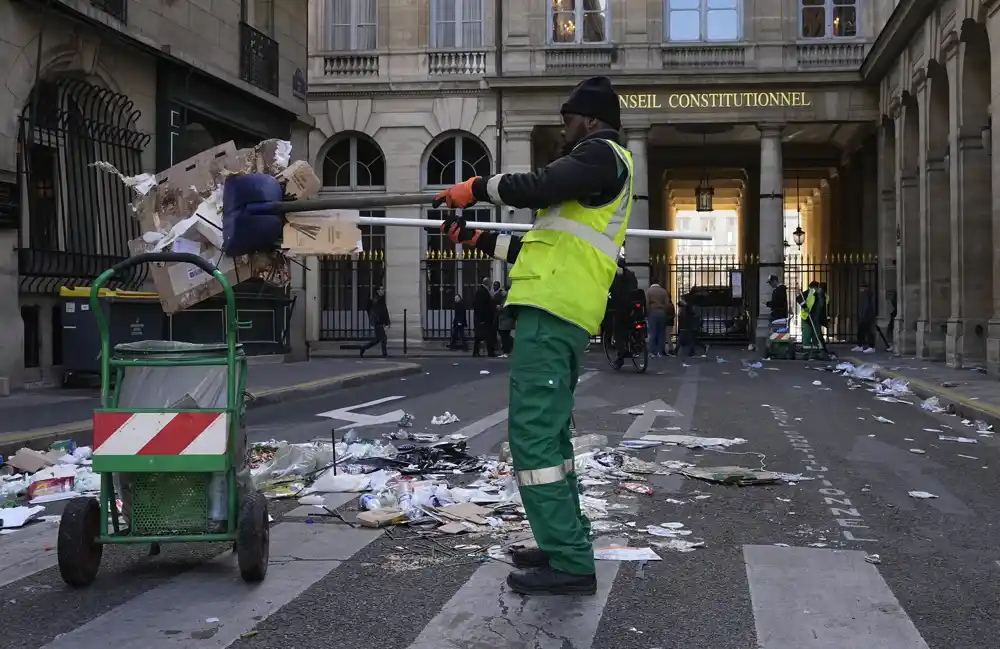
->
<box><xmin>469</xmin><ymin>231</ymin><xmax>523</xmax><ymax>264</ymax></box>
<box><xmin>470</xmin><ymin>138</ymin><xmax>625</xmax><ymax>210</ymax></box>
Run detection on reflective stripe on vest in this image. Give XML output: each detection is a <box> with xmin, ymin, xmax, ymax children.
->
<box><xmin>531</xmin><ymin>139</ymin><xmax>632</xmax><ymax>259</ymax></box>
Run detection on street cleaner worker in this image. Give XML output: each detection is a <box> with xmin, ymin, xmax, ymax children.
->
<box><xmin>433</xmin><ymin>76</ymin><xmax>633</xmax><ymax>597</ymax></box>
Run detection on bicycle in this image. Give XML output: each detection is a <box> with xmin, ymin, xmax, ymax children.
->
<box><xmin>600</xmin><ymin>290</ymin><xmax>649</xmax><ymax>374</ymax></box>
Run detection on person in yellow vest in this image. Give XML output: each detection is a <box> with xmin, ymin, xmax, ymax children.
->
<box><xmin>432</xmin><ymin>76</ymin><xmax>633</xmax><ymax>596</ymax></box>
<box><xmin>799</xmin><ymin>280</ymin><xmax>820</xmax><ymax>355</ymax></box>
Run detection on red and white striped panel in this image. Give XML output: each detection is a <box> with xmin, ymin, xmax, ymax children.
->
<box><xmin>93</xmin><ymin>412</ymin><xmax>229</xmax><ymax>456</ymax></box>
<box><xmin>769</xmin><ymin>333</ymin><xmax>789</xmax><ymax>341</ymax></box>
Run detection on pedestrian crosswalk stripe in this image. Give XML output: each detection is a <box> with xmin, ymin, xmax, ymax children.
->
<box><xmin>37</xmin><ymin>523</ymin><xmax>383</xmax><ymax>649</ymax></box>
<box><xmin>404</xmin><ymin>538</ymin><xmax>625</xmax><ymax>649</ymax></box>
<box><xmin>0</xmin><ymin>520</ymin><xmax>57</xmax><ymax>589</ymax></box>
<box><xmin>0</xmin><ymin>521</ymin><xmax>938</xmax><ymax>648</ymax></box>
<box><xmin>744</xmin><ymin>544</ymin><xmax>930</xmax><ymax>649</ymax></box>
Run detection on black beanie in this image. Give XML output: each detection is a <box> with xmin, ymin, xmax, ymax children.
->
<box><xmin>560</xmin><ymin>76</ymin><xmax>621</xmax><ymax>130</ymax></box>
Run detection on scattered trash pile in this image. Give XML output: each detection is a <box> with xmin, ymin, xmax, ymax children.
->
<box><xmin>249</xmin><ymin>404</ymin><xmax>814</xmax><ymax>566</ymax></box>
<box><xmin>1</xmin><ymin>441</ymin><xmax>100</xmax><ymax>533</ymax></box>
<box><xmin>832</xmin><ymin>361</ymin><xmax>994</xmax><ymax>442</ymax></box>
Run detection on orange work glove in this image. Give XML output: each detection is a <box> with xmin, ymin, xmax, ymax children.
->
<box><xmin>432</xmin><ymin>176</ymin><xmax>480</xmax><ymax>209</ymax></box>
<box><xmin>440</xmin><ymin>216</ymin><xmax>481</xmax><ymax>246</ymax></box>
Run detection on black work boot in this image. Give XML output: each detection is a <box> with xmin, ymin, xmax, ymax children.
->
<box><xmin>511</xmin><ymin>547</ymin><xmax>548</xmax><ymax>569</ymax></box>
<box><xmin>506</xmin><ymin>566</ymin><xmax>597</xmax><ymax>596</ymax></box>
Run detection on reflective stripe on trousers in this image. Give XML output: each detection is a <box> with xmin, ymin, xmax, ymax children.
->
<box><xmin>516</xmin><ymin>458</ymin><xmax>575</xmax><ymax>487</ymax></box>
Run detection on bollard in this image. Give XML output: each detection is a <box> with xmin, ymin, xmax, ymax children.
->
<box><xmin>403</xmin><ymin>308</ymin><xmax>408</xmax><ymax>355</ymax></box>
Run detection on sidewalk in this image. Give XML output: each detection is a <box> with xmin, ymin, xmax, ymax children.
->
<box><xmin>310</xmin><ymin>341</ymin><xmax>503</xmax><ymax>359</ymax></box>
<box><xmin>0</xmin><ymin>358</ymin><xmax>421</xmax><ymax>455</ymax></box>
<box><xmin>841</xmin><ymin>349</ymin><xmax>999</xmax><ymax>429</ymax></box>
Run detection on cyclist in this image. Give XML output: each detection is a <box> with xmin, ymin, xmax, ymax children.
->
<box><xmin>607</xmin><ymin>252</ymin><xmax>638</xmax><ymax>368</ymax></box>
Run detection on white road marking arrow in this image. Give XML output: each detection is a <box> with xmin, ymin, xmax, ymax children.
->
<box><xmin>317</xmin><ymin>395</ymin><xmax>407</xmax><ymax>430</ymax></box>
<box><xmin>615</xmin><ymin>399</ymin><xmax>679</xmax><ymax>438</ymax></box>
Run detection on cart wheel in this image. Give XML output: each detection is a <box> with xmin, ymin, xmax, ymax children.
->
<box><xmin>237</xmin><ymin>491</ymin><xmax>270</xmax><ymax>583</ymax></box>
<box><xmin>57</xmin><ymin>497</ymin><xmax>103</xmax><ymax>588</ymax></box>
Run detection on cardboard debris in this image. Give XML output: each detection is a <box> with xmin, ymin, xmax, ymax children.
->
<box><xmin>276</xmin><ymin>160</ymin><xmax>322</xmax><ymax>200</ymax></box>
<box><xmin>679</xmin><ymin>466</ymin><xmax>781</xmax><ymax>486</ymax></box>
<box><xmin>357</xmin><ymin>507</ymin><xmax>407</xmax><ymax>528</ymax></box>
<box><xmin>8</xmin><ymin>448</ymin><xmax>61</xmax><ymax>473</ymax></box>
<box><xmin>283</xmin><ymin>212</ymin><xmax>362</xmax><ymax>257</ymax></box>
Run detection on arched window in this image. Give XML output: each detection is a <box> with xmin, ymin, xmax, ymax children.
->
<box><xmin>422</xmin><ymin>133</ymin><xmax>493</xmax><ymax>328</ymax></box>
<box><xmin>423</xmin><ymin>133</ymin><xmax>491</xmax><ymax>188</ymax></box>
<box><xmin>322</xmin><ymin>133</ymin><xmax>385</xmax><ymax>190</ymax></box>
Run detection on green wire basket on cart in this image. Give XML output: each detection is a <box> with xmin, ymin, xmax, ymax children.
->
<box><xmin>56</xmin><ymin>252</ymin><xmax>270</xmax><ymax>587</ymax></box>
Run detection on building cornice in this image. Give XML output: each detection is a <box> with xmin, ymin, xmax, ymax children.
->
<box><xmin>486</xmin><ymin>70</ymin><xmax>863</xmax><ymax>90</ymax></box>
<box><xmin>307</xmin><ymin>87</ymin><xmax>489</xmax><ymax>100</ymax></box>
<box><xmin>860</xmin><ymin>0</ymin><xmax>937</xmax><ymax>82</ymax></box>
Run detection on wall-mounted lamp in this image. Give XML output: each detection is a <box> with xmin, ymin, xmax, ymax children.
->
<box><xmin>983</xmin><ymin>117</ymin><xmax>992</xmax><ymax>156</ymax></box>
<box><xmin>943</xmin><ymin>145</ymin><xmax>950</xmax><ymax>165</ymax></box>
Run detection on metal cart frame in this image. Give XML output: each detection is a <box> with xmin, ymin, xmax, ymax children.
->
<box><xmin>56</xmin><ymin>252</ymin><xmax>269</xmax><ymax>587</ymax></box>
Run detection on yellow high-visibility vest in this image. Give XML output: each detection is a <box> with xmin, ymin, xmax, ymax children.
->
<box><xmin>800</xmin><ymin>289</ymin><xmax>816</xmax><ymax>320</ymax></box>
<box><xmin>505</xmin><ymin>140</ymin><xmax>634</xmax><ymax>334</ymax></box>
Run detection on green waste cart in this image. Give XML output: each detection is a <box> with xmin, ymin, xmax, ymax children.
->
<box><xmin>56</xmin><ymin>252</ymin><xmax>270</xmax><ymax>587</ymax></box>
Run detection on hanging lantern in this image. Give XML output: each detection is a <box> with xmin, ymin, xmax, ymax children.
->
<box><xmin>695</xmin><ymin>182</ymin><xmax>714</xmax><ymax>212</ymax></box>
<box><xmin>792</xmin><ymin>225</ymin><xmax>805</xmax><ymax>247</ymax></box>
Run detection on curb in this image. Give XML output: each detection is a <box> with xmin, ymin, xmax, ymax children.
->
<box><xmin>846</xmin><ymin>356</ymin><xmax>1000</xmax><ymax>431</ymax></box>
<box><xmin>0</xmin><ymin>362</ymin><xmax>422</xmax><ymax>458</ymax></box>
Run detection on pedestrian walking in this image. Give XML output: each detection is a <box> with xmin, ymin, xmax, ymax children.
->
<box><xmin>645</xmin><ymin>281</ymin><xmax>671</xmax><ymax>356</ymax></box>
<box><xmin>434</xmin><ymin>76</ymin><xmax>633</xmax><ymax>596</ymax></box>
<box><xmin>472</xmin><ymin>276</ymin><xmax>497</xmax><ymax>357</ymax></box>
<box><xmin>676</xmin><ymin>295</ymin><xmax>700</xmax><ymax>357</ymax></box>
<box><xmin>360</xmin><ymin>285</ymin><xmax>389</xmax><ymax>358</ymax></box>
<box><xmin>855</xmin><ymin>281</ymin><xmax>876</xmax><ymax>352</ymax></box>
<box><xmin>448</xmin><ymin>293</ymin><xmax>468</xmax><ymax>351</ymax></box>
<box><xmin>498</xmin><ymin>298</ymin><xmax>515</xmax><ymax>357</ymax></box>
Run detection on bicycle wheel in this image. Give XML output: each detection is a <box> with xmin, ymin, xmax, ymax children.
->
<box><xmin>631</xmin><ymin>330</ymin><xmax>649</xmax><ymax>374</ymax></box>
<box><xmin>602</xmin><ymin>326</ymin><xmax>620</xmax><ymax>370</ymax></box>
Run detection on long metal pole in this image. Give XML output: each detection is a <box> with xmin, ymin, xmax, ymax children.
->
<box><xmin>356</xmin><ymin>216</ymin><xmax>713</xmax><ymax>241</ymax></box>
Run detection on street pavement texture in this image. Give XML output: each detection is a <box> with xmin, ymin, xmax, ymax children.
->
<box><xmin>1</xmin><ymin>352</ymin><xmax>998</xmax><ymax>649</ymax></box>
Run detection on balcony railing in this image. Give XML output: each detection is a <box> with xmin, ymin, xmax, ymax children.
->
<box><xmin>239</xmin><ymin>21</ymin><xmax>279</xmax><ymax>96</ymax></box>
<box><xmin>544</xmin><ymin>47</ymin><xmax>615</xmax><ymax>71</ymax></box>
<box><xmin>795</xmin><ymin>42</ymin><xmax>868</xmax><ymax>69</ymax></box>
<box><xmin>90</xmin><ymin>0</ymin><xmax>126</xmax><ymax>22</ymax></box>
<box><xmin>428</xmin><ymin>50</ymin><xmax>487</xmax><ymax>76</ymax></box>
<box><xmin>661</xmin><ymin>44</ymin><xmax>747</xmax><ymax>69</ymax></box>
<box><xmin>320</xmin><ymin>53</ymin><xmax>380</xmax><ymax>78</ymax></box>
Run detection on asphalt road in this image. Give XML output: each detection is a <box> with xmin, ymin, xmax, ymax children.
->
<box><xmin>1</xmin><ymin>350</ymin><xmax>998</xmax><ymax>649</ymax></box>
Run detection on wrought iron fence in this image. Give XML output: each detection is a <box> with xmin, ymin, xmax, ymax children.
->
<box><xmin>239</xmin><ymin>22</ymin><xmax>280</xmax><ymax>96</ymax></box>
<box><xmin>422</xmin><ymin>244</ymin><xmax>495</xmax><ymax>341</ymax></box>
<box><xmin>637</xmin><ymin>253</ymin><xmax>878</xmax><ymax>345</ymax></box>
<box><xmin>318</xmin><ymin>222</ymin><xmax>385</xmax><ymax>340</ymax></box>
<box><xmin>17</xmin><ymin>77</ymin><xmax>150</xmax><ymax>294</ymax></box>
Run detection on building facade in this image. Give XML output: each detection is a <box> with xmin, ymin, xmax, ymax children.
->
<box><xmin>306</xmin><ymin>0</ymin><xmax>999</xmax><ymax>376</ymax></box>
<box><xmin>1</xmin><ymin>0</ymin><xmax>312</xmax><ymax>388</ymax></box>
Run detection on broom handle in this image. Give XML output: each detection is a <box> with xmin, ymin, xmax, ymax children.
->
<box><xmin>271</xmin><ymin>194</ymin><xmax>439</xmax><ymax>211</ymax></box>
<box><xmin>356</xmin><ymin>216</ymin><xmax>713</xmax><ymax>241</ymax></box>
<box><xmin>273</xmin><ymin>195</ymin><xmax>713</xmax><ymax>240</ymax></box>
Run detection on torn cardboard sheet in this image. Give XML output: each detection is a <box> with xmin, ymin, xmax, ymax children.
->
<box><xmin>641</xmin><ymin>435</ymin><xmax>747</xmax><ymax>449</ymax></box>
<box><xmin>283</xmin><ymin>212</ymin><xmax>363</xmax><ymax>256</ymax></box>
<box><xmin>679</xmin><ymin>466</ymin><xmax>782</xmax><ymax>486</ymax></box>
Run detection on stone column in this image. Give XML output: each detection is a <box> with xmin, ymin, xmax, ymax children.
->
<box><xmin>877</xmin><ymin>123</ymin><xmax>897</xmax><ymax>337</ymax></box>
<box><xmin>985</xmin><ymin>5</ymin><xmax>1000</xmax><ymax>375</ymax></box>
<box><xmin>502</xmin><ymin>127</ymin><xmax>534</xmax><ymax>225</ymax></box>
<box><xmin>756</xmin><ymin>124</ymin><xmax>784</xmax><ymax>350</ymax></box>
<box><xmin>896</xmin><ymin>108</ymin><xmax>920</xmax><ymax>356</ymax></box>
<box><xmin>626</xmin><ymin>128</ymin><xmax>650</xmax><ymax>287</ymax></box>
<box><xmin>919</xmin><ymin>153</ymin><xmax>950</xmax><ymax>360</ymax></box>
<box><xmin>818</xmin><ymin>180</ymin><xmax>832</xmax><ymax>260</ymax></box>
<box><xmin>947</xmin><ymin>43</ymin><xmax>992</xmax><ymax>367</ymax></box>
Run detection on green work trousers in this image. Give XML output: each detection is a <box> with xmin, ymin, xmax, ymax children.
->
<box><xmin>801</xmin><ymin>319</ymin><xmax>817</xmax><ymax>346</ymax></box>
<box><xmin>508</xmin><ymin>306</ymin><xmax>594</xmax><ymax>575</ymax></box>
